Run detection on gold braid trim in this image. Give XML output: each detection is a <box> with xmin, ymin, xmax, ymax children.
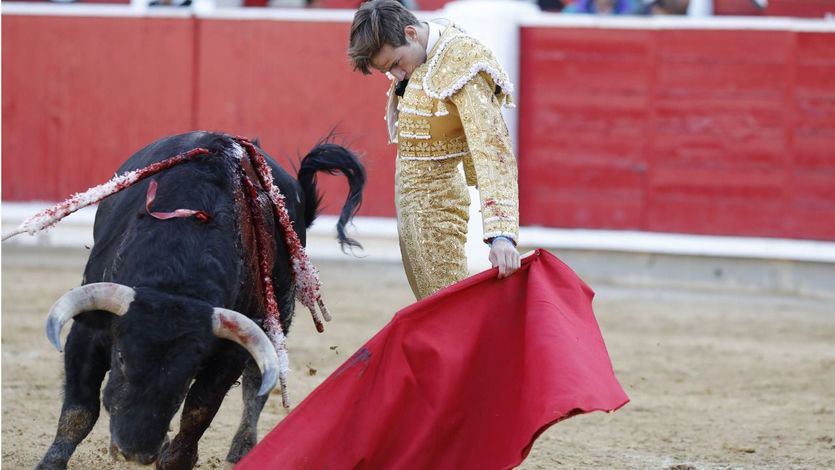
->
<box><xmin>422</xmin><ymin>31</ymin><xmax>515</xmax><ymax>107</ymax></box>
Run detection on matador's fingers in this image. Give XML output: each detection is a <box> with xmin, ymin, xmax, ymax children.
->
<box><xmin>499</xmin><ymin>253</ymin><xmax>512</xmax><ymax>279</ymax></box>
<box><xmin>505</xmin><ymin>251</ymin><xmax>516</xmax><ymax>278</ymax></box>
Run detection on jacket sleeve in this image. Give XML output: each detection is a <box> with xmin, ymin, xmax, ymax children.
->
<box><xmin>449</xmin><ymin>72</ymin><xmax>519</xmax><ymax>244</ymax></box>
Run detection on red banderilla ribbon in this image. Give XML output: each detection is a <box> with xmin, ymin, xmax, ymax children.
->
<box><xmin>145</xmin><ymin>179</ymin><xmax>210</xmax><ymax>223</ymax></box>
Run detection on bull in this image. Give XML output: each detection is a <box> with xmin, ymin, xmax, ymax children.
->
<box><xmin>34</xmin><ymin>131</ymin><xmax>365</xmax><ymax>469</ymax></box>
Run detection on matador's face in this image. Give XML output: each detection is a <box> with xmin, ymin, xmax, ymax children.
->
<box><xmin>370</xmin><ymin>25</ymin><xmax>427</xmax><ymax>82</ymax></box>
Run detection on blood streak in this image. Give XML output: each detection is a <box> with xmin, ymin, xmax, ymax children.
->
<box><xmin>241</xmin><ymin>175</ymin><xmax>284</xmax><ymax>336</ymax></box>
<box><xmin>219</xmin><ymin>315</ymin><xmax>252</xmax><ymax>343</ymax></box>
<box><xmin>234</xmin><ymin>137</ymin><xmax>329</xmax><ymax>332</ymax></box>
<box><xmin>240</xmin><ymin>173</ymin><xmax>292</xmax><ymax>407</ymax></box>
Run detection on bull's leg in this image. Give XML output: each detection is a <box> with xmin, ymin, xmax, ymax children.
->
<box><xmin>155</xmin><ymin>350</ymin><xmax>246</xmax><ymax>470</ymax></box>
<box><xmin>37</xmin><ymin>323</ymin><xmax>110</xmax><ymax>470</ymax></box>
<box><xmin>225</xmin><ymin>360</ymin><xmax>270</xmax><ymax>464</ymax></box>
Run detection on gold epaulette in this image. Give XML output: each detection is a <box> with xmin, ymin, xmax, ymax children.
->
<box><xmin>422</xmin><ymin>31</ymin><xmax>515</xmax><ymax>108</ymax></box>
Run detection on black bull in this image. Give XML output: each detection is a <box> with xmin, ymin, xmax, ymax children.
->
<box><xmin>36</xmin><ymin>132</ymin><xmax>365</xmax><ymax>469</ymax></box>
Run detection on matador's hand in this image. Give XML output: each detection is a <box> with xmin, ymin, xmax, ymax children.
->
<box><xmin>489</xmin><ymin>237</ymin><xmax>521</xmax><ymax>279</ymax></box>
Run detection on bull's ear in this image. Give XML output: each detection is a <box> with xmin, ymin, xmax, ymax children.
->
<box><xmin>252</xmin><ymin>137</ymin><xmax>261</xmax><ymax>148</ymax></box>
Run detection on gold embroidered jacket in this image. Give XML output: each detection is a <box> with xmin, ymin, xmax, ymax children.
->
<box><xmin>385</xmin><ymin>25</ymin><xmax>519</xmax><ymax>244</ymax></box>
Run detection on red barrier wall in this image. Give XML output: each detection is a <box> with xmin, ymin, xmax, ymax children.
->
<box><xmin>766</xmin><ymin>0</ymin><xmax>835</xmax><ymax>18</ymax></box>
<box><xmin>315</xmin><ymin>0</ymin><xmax>452</xmax><ymax>10</ymax></box>
<box><xmin>2</xmin><ymin>14</ymin><xmax>396</xmax><ymax>217</ymax></box>
<box><xmin>193</xmin><ymin>19</ymin><xmax>394</xmax><ymax>217</ymax></box>
<box><xmin>714</xmin><ymin>0</ymin><xmax>763</xmax><ymax>15</ymax></box>
<box><xmin>518</xmin><ymin>27</ymin><xmax>835</xmax><ymax>240</ymax></box>
<box><xmin>3</xmin><ymin>13</ymin><xmax>835</xmax><ymax>240</ymax></box>
<box><xmin>2</xmin><ymin>15</ymin><xmax>195</xmax><ymax>200</ymax></box>
<box><xmin>791</xmin><ymin>32</ymin><xmax>835</xmax><ymax>239</ymax></box>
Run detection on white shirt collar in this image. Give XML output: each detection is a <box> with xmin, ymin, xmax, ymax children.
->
<box><xmin>425</xmin><ymin>21</ymin><xmax>443</xmax><ymax>56</ymax></box>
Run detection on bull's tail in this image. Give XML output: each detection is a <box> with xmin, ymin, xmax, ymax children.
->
<box><xmin>297</xmin><ymin>143</ymin><xmax>366</xmax><ymax>253</ymax></box>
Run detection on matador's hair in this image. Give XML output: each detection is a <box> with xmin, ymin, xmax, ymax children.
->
<box><xmin>348</xmin><ymin>0</ymin><xmax>420</xmax><ymax>75</ymax></box>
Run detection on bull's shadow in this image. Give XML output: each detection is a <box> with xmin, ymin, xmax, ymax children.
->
<box><xmin>28</xmin><ymin>131</ymin><xmax>365</xmax><ymax>470</ymax></box>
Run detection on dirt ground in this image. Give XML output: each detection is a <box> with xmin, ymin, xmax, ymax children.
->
<box><xmin>2</xmin><ymin>245</ymin><xmax>834</xmax><ymax>469</ymax></box>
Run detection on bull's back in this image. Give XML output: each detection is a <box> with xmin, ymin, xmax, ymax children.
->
<box><xmin>83</xmin><ymin>132</ymin><xmax>302</xmax><ymax>308</ymax></box>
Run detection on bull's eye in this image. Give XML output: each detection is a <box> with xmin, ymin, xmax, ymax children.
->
<box><xmin>117</xmin><ymin>350</ymin><xmax>125</xmax><ymax>367</ymax></box>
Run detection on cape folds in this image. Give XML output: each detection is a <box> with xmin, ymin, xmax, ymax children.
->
<box><xmin>237</xmin><ymin>249</ymin><xmax>628</xmax><ymax>469</ymax></box>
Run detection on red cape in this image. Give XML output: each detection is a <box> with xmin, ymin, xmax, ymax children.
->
<box><xmin>238</xmin><ymin>250</ymin><xmax>628</xmax><ymax>469</ymax></box>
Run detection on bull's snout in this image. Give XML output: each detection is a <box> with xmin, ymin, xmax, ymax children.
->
<box><xmin>110</xmin><ymin>441</ymin><xmax>158</xmax><ymax>465</ymax></box>
<box><xmin>109</xmin><ymin>434</ymin><xmax>169</xmax><ymax>466</ymax></box>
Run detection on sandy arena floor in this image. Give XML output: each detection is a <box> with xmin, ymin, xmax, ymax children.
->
<box><xmin>2</xmin><ymin>245</ymin><xmax>834</xmax><ymax>469</ymax></box>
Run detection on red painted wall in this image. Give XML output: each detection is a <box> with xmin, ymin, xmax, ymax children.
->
<box><xmin>518</xmin><ymin>27</ymin><xmax>835</xmax><ymax>240</ymax></box>
<box><xmin>518</xmin><ymin>28</ymin><xmax>652</xmax><ymax>231</ymax></box>
<box><xmin>192</xmin><ymin>19</ymin><xmax>395</xmax><ymax>217</ymax></box>
<box><xmin>766</xmin><ymin>0</ymin><xmax>835</xmax><ymax>18</ymax></box>
<box><xmin>2</xmin><ymin>15</ymin><xmax>396</xmax><ymax>217</ymax></box>
<box><xmin>713</xmin><ymin>0</ymin><xmax>763</xmax><ymax>15</ymax></box>
<box><xmin>314</xmin><ymin>0</ymin><xmax>453</xmax><ymax>10</ymax></box>
<box><xmin>3</xmin><ymin>14</ymin><xmax>835</xmax><ymax>240</ymax></box>
<box><xmin>790</xmin><ymin>32</ymin><xmax>835</xmax><ymax>239</ymax></box>
<box><xmin>2</xmin><ymin>15</ymin><xmax>195</xmax><ymax>200</ymax></box>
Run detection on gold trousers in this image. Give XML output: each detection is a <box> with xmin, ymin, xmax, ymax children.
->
<box><xmin>395</xmin><ymin>156</ymin><xmax>470</xmax><ymax>300</ymax></box>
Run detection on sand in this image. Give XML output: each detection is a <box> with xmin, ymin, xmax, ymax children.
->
<box><xmin>2</xmin><ymin>246</ymin><xmax>833</xmax><ymax>469</ymax></box>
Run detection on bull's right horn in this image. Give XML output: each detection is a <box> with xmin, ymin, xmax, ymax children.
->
<box><xmin>46</xmin><ymin>283</ymin><xmax>136</xmax><ymax>352</ymax></box>
<box><xmin>211</xmin><ymin>308</ymin><xmax>279</xmax><ymax>397</ymax></box>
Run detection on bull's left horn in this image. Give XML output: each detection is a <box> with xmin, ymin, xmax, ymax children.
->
<box><xmin>46</xmin><ymin>283</ymin><xmax>136</xmax><ymax>352</ymax></box>
<box><xmin>211</xmin><ymin>308</ymin><xmax>279</xmax><ymax>396</ymax></box>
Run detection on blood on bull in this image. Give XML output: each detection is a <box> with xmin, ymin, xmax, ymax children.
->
<box><xmin>3</xmin><ymin>131</ymin><xmax>365</xmax><ymax>469</ymax></box>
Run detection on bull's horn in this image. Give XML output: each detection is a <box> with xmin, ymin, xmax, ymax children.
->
<box><xmin>46</xmin><ymin>283</ymin><xmax>136</xmax><ymax>352</ymax></box>
<box><xmin>211</xmin><ymin>308</ymin><xmax>279</xmax><ymax>397</ymax></box>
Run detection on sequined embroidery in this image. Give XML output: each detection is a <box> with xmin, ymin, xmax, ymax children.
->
<box><xmin>397</xmin><ymin>118</ymin><xmax>431</xmax><ymax>140</ymax></box>
<box><xmin>387</xmin><ymin>25</ymin><xmax>520</xmax><ymax>300</ymax></box>
<box><xmin>398</xmin><ymin>135</ymin><xmax>469</xmax><ymax>159</ymax></box>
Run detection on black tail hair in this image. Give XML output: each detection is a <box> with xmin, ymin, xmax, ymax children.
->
<box><xmin>297</xmin><ymin>143</ymin><xmax>366</xmax><ymax>253</ymax></box>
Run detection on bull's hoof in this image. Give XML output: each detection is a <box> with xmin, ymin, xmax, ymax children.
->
<box><xmin>155</xmin><ymin>455</ymin><xmax>198</xmax><ymax>470</ymax></box>
<box><xmin>225</xmin><ymin>430</ymin><xmax>256</xmax><ymax>465</ymax></box>
<box><xmin>155</xmin><ymin>442</ymin><xmax>198</xmax><ymax>470</ymax></box>
<box><xmin>34</xmin><ymin>457</ymin><xmax>68</xmax><ymax>470</ymax></box>
<box><xmin>35</xmin><ymin>446</ymin><xmax>71</xmax><ymax>470</ymax></box>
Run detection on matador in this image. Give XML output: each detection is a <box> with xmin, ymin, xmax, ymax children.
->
<box><xmin>350</xmin><ymin>0</ymin><xmax>521</xmax><ymax>299</ymax></box>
